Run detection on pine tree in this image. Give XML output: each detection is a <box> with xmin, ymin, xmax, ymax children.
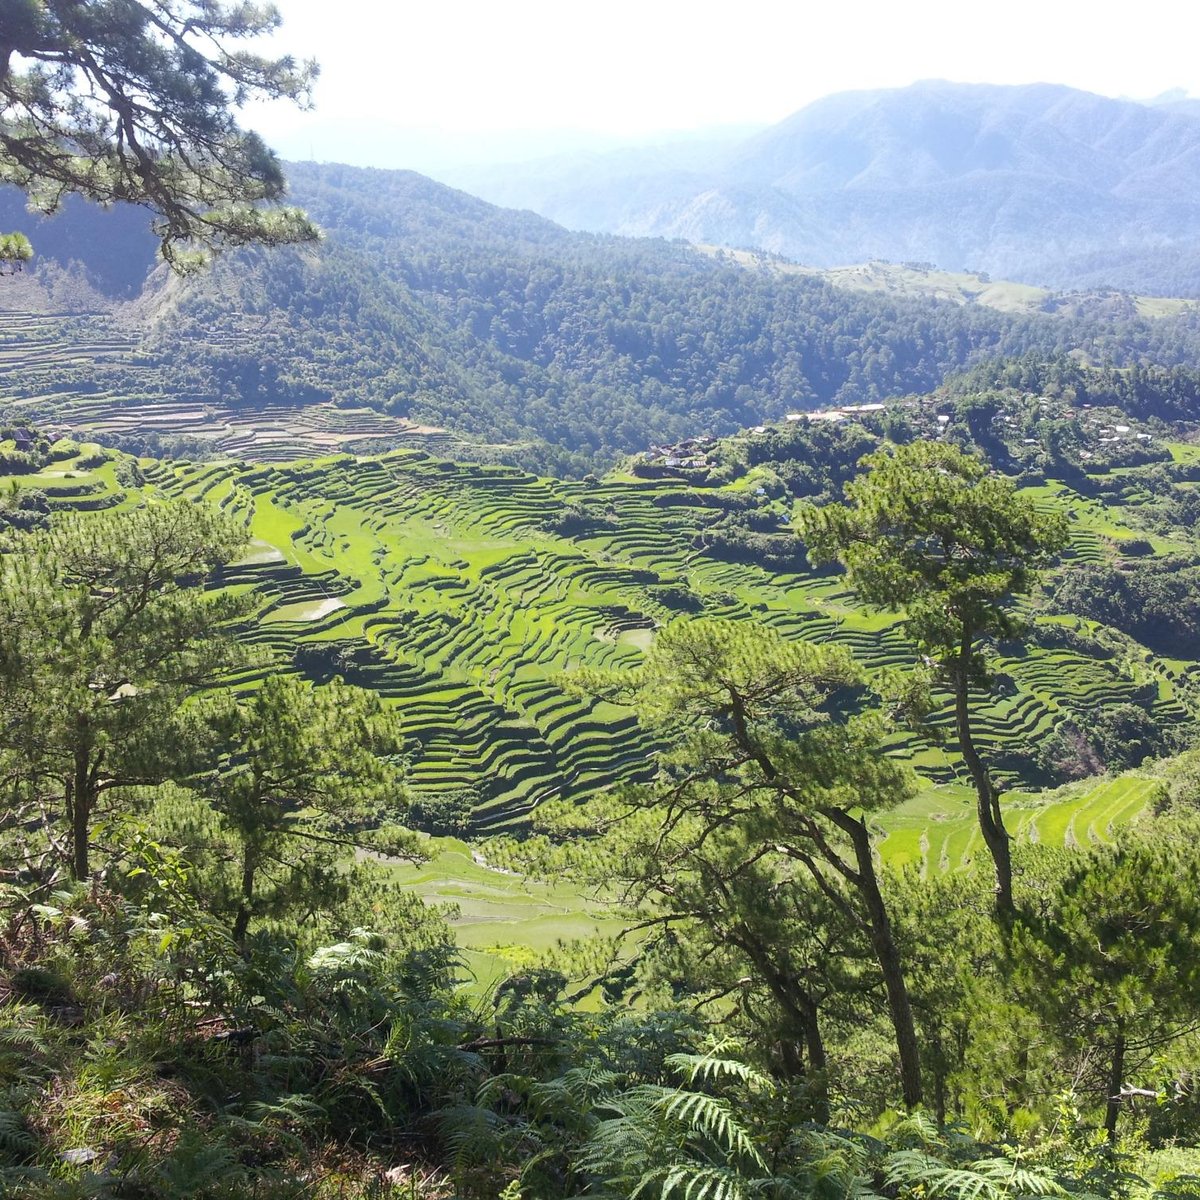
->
<box><xmin>1</xmin><ymin>0</ymin><xmax>319</xmax><ymax>269</ymax></box>
<box><xmin>192</xmin><ymin>674</ymin><xmax>413</xmax><ymax>944</ymax></box>
<box><xmin>0</xmin><ymin>501</ymin><xmax>249</xmax><ymax>879</ymax></box>
<box><xmin>562</xmin><ymin>619</ymin><xmax>925</xmax><ymax>1109</ymax></box>
<box><xmin>800</xmin><ymin>441</ymin><xmax>1068</xmax><ymax>918</ymax></box>
<box><xmin>1012</xmin><ymin>839</ymin><xmax>1200</xmax><ymax>1140</ymax></box>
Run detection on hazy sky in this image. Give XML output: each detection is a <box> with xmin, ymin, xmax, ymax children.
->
<box><xmin>243</xmin><ymin>0</ymin><xmax>1200</xmax><ymax>171</ymax></box>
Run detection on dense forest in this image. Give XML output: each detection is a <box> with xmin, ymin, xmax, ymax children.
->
<box><xmin>9</xmin><ymin>165</ymin><xmax>1200</xmax><ymax>474</ymax></box>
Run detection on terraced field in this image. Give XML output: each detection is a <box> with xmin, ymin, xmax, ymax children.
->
<box><xmin>3</xmin><ymin>436</ymin><xmax>1194</xmax><ymax>987</ymax></box>
<box><xmin>6</xmin><ymin>438</ymin><xmax>1195</xmax><ymax>835</ymax></box>
<box><xmin>879</xmin><ymin>776</ymin><xmax>1162</xmax><ymax>875</ymax></box>
<box><xmin>0</xmin><ymin>309</ymin><xmax>462</xmax><ymax>461</ymax></box>
<box><xmin>398</xmin><ymin>773</ymin><xmax>1162</xmax><ymax>989</ymax></box>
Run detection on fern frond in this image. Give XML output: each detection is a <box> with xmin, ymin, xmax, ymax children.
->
<box><xmin>638</xmin><ymin>1162</ymin><xmax>767</xmax><ymax>1200</ymax></box>
<box><xmin>435</xmin><ymin>1102</ymin><xmax>509</xmax><ymax>1172</ymax></box>
<box><xmin>0</xmin><ymin>1108</ymin><xmax>35</xmax><ymax>1157</ymax></box>
<box><xmin>665</xmin><ymin>1049</ymin><xmax>772</xmax><ymax>1093</ymax></box>
<box><xmin>660</xmin><ymin>1091</ymin><xmax>764</xmax><ymax>1167</ymax></box>
<box><xmin>967</xmin><ymin>1157</ymin><xmax>1066</xmax><ymax>1197</ymax></box>
<box><xmin>886</xmin><ymin>1109</ymin><xmax>943</xmax><ymax>1149</ymax></box>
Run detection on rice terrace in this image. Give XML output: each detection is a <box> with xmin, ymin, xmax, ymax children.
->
<box><xmin>8</xmin><ymin>428</ymin><xmax>1189</xmax><ymax>826</ymax></box>
<box><xmin>0</xmin><ymin>422</ymin><xmax>1184</xmax><ymax>994</ymax></box>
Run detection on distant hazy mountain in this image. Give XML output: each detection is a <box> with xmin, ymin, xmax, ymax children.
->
<box><xmin>439</xmin><ymin>126</ymin><xmax>759</xmax><ymax>223</ymax></box>
<box><xmin>435</xmin><ymin>82</ymin><xmax>1200</xmax><ymax>295</ymax></box>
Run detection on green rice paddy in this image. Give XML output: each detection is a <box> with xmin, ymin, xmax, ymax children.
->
<box><xmin>397</xmin><ymin>772</ymin><xmax>1161</xmax><ymax>988</ymax></box>
<box><xmin>11</xmin><ymin>440</ymin><xmax>1191</xmax><ymax>838</ymax></box>
<box><xmin>6</xmin><ymin>429</ymin><xmax>1195</xmax><ymax>975</ymax></box>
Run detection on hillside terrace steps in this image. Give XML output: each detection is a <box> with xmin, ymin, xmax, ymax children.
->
<box><xmin>85</xmin><ymin>447</ymin><xmax>1185</xmax><ymax>830</ymax></box>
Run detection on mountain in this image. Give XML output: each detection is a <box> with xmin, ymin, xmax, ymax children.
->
<box><xmin>437</xmin><ymin>81</ymin><xmax>1200</xmax><ymax>296</ymax></box>
<box><xmin>7</xmin><ymin>161</ymin><xmax>1200</xmax><ymax>473</ymax></box>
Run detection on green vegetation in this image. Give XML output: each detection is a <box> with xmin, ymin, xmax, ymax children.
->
<box><xmin>1</xmin><ymin>404</ymin><xmax>1200</xmax><ymax>1194</ymax></box>
<box><xmin>801</xmin><ymin>442</ymin><xmax>1069</xmax><ymax>915</ymax></box>
<box><xmin>0</xmin><ymin>0</ymin><xmax>317</xmax><ymax>268</ymax></box>
<box><xmin>698</xmin><ymin>251</ymin><xmax>1198</xmax><ymax>318</ymax></box>
<box><xmin>15</xmin><ymin>165</ymin><xmax>1200</xmax><ymax>475</ymax></box>
<box><xmin>11</xmin><ymin>16</ymin><xmax>1200</xmax><ymax>1196</ymax></box>
<box><xmin>0</xmin><ymin>502</ymin><xmax>251</xmax><ymax>878</ymax></box>
<box><xmin>0</xmin><ymin>401</ymin><xmax>1189</xmax><ymax>834</ymax></box>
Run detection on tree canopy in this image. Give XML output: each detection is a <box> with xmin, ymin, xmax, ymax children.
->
<box><xmin>556</xmin><ymin>619</ymin><xmax>924</xmax><ymax>1110</ymax></box>
<box><xmin>0</xmin><ymin>500</ymin><xmax>249</xmax><ymax>879</ymax></box>
<box><xmin>0</xmin><ymin>0</ymin><xmax>319</xmax><ymax>268</ymax></box>
<box><xmin>192</xmin><ymin>673</ymin><xmax>413</xmax><ymax>943</ymax></box>
<box><xmin>800</xmin><ymin>442</ymin><xmax>1069</xmax><ymax>916</ymax></box>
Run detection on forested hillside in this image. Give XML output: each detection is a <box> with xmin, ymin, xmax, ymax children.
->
<box><xmin>8</xmin><ymin>163</ymin><xmax>1200</xmax><ymax>473</ymax></box>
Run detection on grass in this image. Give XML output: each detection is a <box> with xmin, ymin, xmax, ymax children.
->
<box><xmin>384</xmin><ymin>837</ymin><xmax>626</xmax><ymax>995</ymax></box>
<box><xmin>876</xmin><ymin>775</ymin><xmax>1159</xmax><ymax>873</ymax></box>
<box><xmin>691</xmin><ymin>250</ymin><xmax>1195</xmax><ymax>319</ymax></box>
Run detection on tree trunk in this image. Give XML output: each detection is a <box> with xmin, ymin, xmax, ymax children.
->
<box><xmin>951</xmin><ymin>645</ymin><xmax>1014</xmax><ymax>919</ymax></box>
<box><xmin>773</xmin><ymin>1034</ymin><xmax>805</xmax><ymax>1081</ymax></box>
<box><xmin>727</xmin><ymin>687</ymin><xmax>919</xmax><ymax>1106</ymax></box>
<box><xmin>70</xmin><ymin>744</ymin><xmax>91</xmax><ymax>880</ymax></box>
<box><xmin>1105</xmin><ymin>1021</ymin><xmax>1127</xmax><ymax>1142</ymax></box>
<box><xmin>729</xmin><ymin>925</ymin><xmax>830</xmax><ymax>1121</ymax></box>
<box><xmin>774</xmin><ymin>1004</ymin><xmax>829</xmax><ymax>1123</ymax></box>
<box><xmin>803</xmin><ymin>1007</ymin><xmax>831</xmax><ymax>1124</ymax></box>
<box><xmin>931</xmin><ymin>1032</ymin><xmax>947</xmax><ymax>1128</ymax></box>
<box><xmin>804</xmin><ymin>1006</ymin><xmax>827</xmax><ymax>1078</ymax></box>
<box><xmin>232</xmin><ymin>847</ymin><xmax>256</xmax><ymax>946</ymax></box>
<box><xmin>841</xmin><ymin>814</ymin><xmax>924</xmax><ymax>1109</ymax></box>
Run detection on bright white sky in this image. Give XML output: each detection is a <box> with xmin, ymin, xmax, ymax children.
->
<box><xmin>242</xmin><ymin>0</ymin><xmax>1200</xmax><ymax>171</ymax></box>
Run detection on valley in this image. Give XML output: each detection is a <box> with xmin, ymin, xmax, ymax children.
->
<box><xmin>8</xmin><ymin>408</ymin><xmax>1192</xmax><ymax>833</ymax></box>
<box><xmin>8</xmin><ymin>21</ymin><xmax>1200</xmax><ymax>1190</ymax></box>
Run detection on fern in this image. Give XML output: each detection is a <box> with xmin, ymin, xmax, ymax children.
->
<box><xmin>242</xmin><ymin>1092</ymin><xmax>327</xmax><ymax>1127</ymax></box>
<box><xmin>435</xmin><ymin>1101</ymin><xmax>510</xmax><ymax>1175</ymax></box>
<box><xmin>885</xmin><ymin>1148</ymin><xmax>1066</xmax><ymax>1200</ymax></box>
<box><xmin>968</xmin><ymin>1157</ymin><xmax>1066</xmax><ymax>1197</ymax></box>
<box><xmin>660</xmin><ymin>1089</ymin><xmax>765</xmax><ymax>1168</ymax></box>
<box><xmin>579</xmin><ymin>1057</ymin><xmax>778</xmax><ymax>1200</ymax></box>
<box><xmin>665</xmin><ymin>1048</ymin><xmax>770</xmax><ymax>1090</ymax></box>
<box><xmin>886</xmin><ymin>1109</ymin><xmax>944</xmax><ymax>1149</ymax></box>
<box><xmin>640</xmin><ymin>1162</ymin><xmax>769</xmax><ymax>1200</ymax></box>
<box><xmin>0</xmin><ymin>1165</ymin><xmax>48</xmax><ymax>1193</ymax></box>
<box><xmin>154</xmin><ymin>1132</ymin><xmax>249</xmax><ymax>1195</ymax></box>
<box><xmin>0</xmin><ymin>1108</ymin><xmax>35</xmax><ymax>1158</ymax></box>
<box><xmin>306</xmin><ymin>929</ymin><xmax>385</xmax><ymax>976</ymax></box>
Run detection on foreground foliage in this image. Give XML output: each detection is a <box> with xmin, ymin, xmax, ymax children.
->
<box><xmin>0</xmin><ymin>0</ymin><xmax>319</xmax><ymax>267</ymax></box>
<box><xmin>2</xmin><ymin>867</ymin><xmax>1196</xmax><ymax>1199</ymax></box>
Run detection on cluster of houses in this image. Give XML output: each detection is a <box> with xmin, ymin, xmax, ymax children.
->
<box><xmin>637</xmin><ymin>394</ymin><xmax>1163</xmax><ymax>472</ymax></box>
<box><xmin>639</xmin><ymin>435</ymin><xmax>719</xmax><ymax>469</ymax></box>
<box><xmin>639</xmin><ymin>404</ymin><xmax>898</xmax><ymax>467</ymax></box>
<box><xmin>985</xmin><ymin>399</ymin><xmax>1156</xmax><ymax>451</ymax></box>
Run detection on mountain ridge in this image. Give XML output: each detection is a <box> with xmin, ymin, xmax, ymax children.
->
<box><xmin>441</xmin><ymin>81</ymin><xmax>1200</xmax><ymax>294</ymax></box>
<box><xmin>7</xmin><ymin>160</ymin><xmax>1200</xmax><ymax>474</ymax></box>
